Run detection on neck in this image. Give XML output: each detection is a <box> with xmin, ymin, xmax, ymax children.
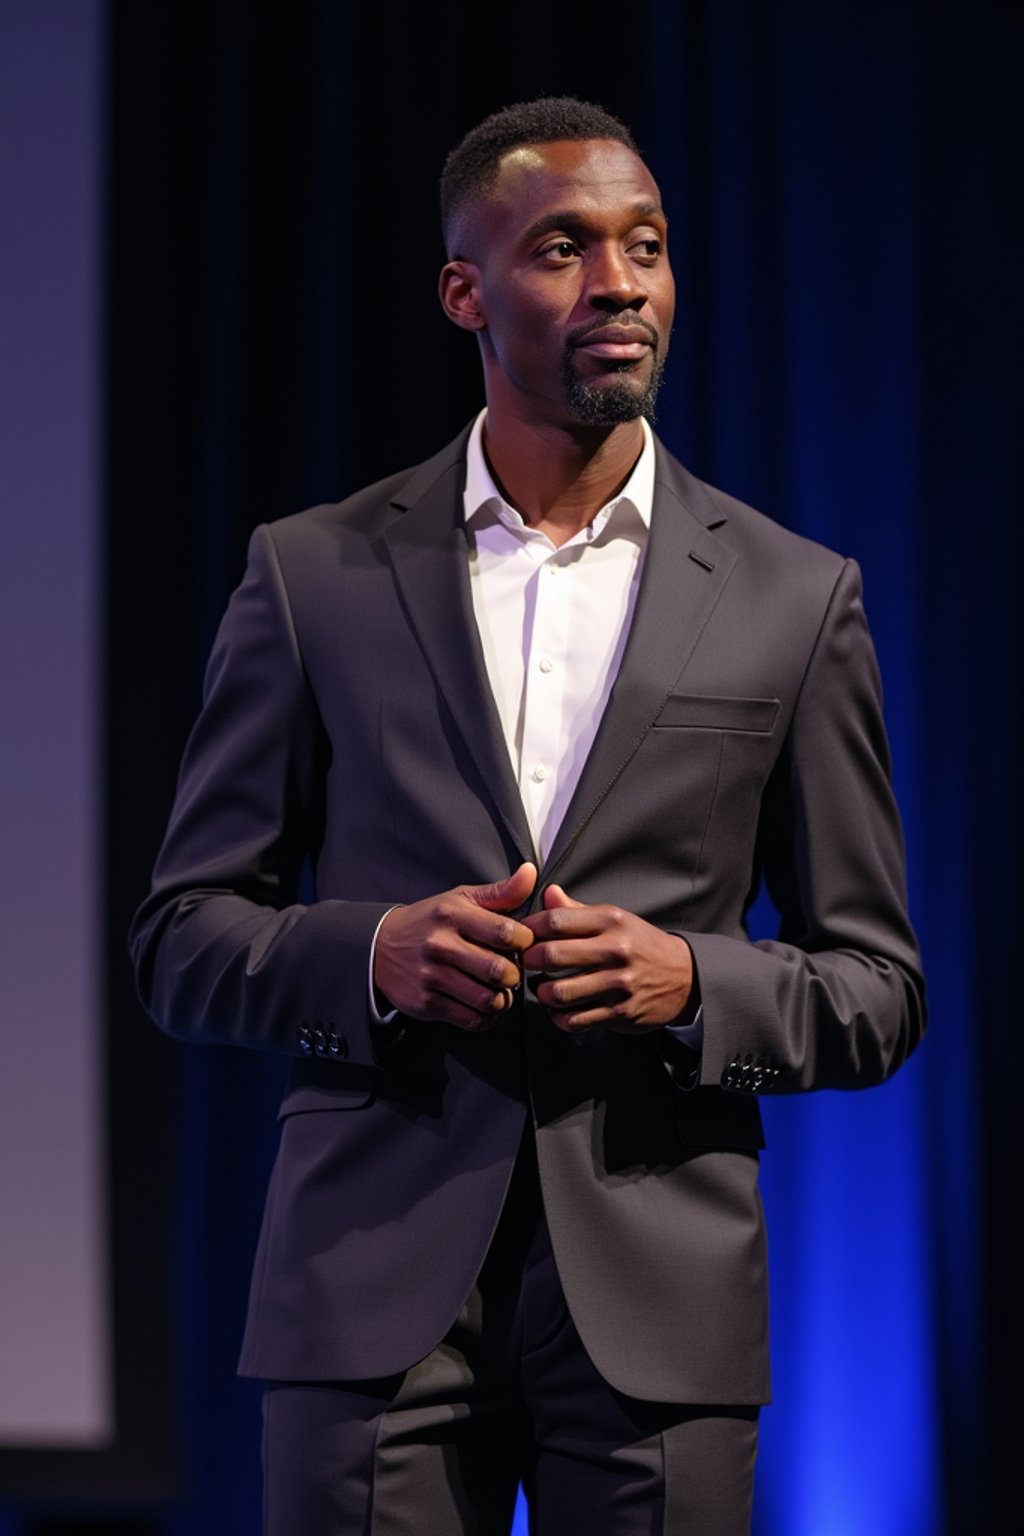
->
<box><xmin>481</xmin><ymin>414</ymin><xmax>645</xmax><ymax>548</ymax></box>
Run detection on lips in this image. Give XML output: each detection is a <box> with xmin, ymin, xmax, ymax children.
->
<box><xmin>571</xmin><ymin>321</ymin><xmax>657</xmax><ymax>361</ymax></box>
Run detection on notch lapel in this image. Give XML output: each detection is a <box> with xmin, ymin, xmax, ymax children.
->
<box><xmin>541</xmin><ymin>454</ymin><xmax>737</xmax><ymax>881</ymax></box>
<box><xmin>382</xmin><ymin>443</ymin><xmax>535</xmax><ymax>866</ymax></box>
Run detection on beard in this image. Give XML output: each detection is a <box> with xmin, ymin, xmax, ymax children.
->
<box><xmin>561</xmin><ymin>350</ymin><xmax>667</xmax><ymax>426</ymax></box>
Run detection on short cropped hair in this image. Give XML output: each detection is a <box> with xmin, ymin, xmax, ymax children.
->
<box><xmin>440</xmin><ymin>95</ymin><xmax>640</xmax><ymax>256</ymax></box>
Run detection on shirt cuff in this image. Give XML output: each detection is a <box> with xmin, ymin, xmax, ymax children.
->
<box><xmin>664</xmin><ymin>1004</ymin><xmax>704</xmax><ymax>1051</ymax></box>
<box><xmin>368</xmin><ymin>906</ymin><xmax>402</xmax><ymax>1024</ymax></box>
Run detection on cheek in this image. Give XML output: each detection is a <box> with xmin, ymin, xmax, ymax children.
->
<box><xmin>486</xmin><ymin>272</ymin><xmax>575</xmax><ymax>336</ymax></box>
<box><xmin>488</xmin><ymin>297</ymin><xmax>566</xmax><ymax>371</ymax></box>
<box><xmin>654</xmin><ymin>284</ymin><xmax>676</xmax><ymax>344</ymax></box>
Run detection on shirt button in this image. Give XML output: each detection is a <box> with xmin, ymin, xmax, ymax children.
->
<box><xmin>539</xmin><ymin>657</ymin><xmax>554</xmax><ymax>673</ymax></box>
<box><xmin>531</xmin><ymin>764</ymin><xmax>548</xmax><ymax>783</ymax></box>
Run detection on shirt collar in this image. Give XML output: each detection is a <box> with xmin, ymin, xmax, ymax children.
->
<box><xmin>463</xmin><ymin>408</ymin><xmax>655</xmax><ymax>535</ymax></box>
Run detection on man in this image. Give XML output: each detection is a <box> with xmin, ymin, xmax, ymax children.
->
<box><xmin>130</xmin><ymin>96</ymin><xmax>925</xmax><ymax>1534</ymax></box>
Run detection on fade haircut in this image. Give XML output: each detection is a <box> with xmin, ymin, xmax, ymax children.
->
<box><xmin>440</xmin><ymin>95</ymin><xmax>641</xmax><ymax>257</ymax></box>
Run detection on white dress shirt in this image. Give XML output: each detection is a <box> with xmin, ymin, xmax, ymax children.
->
<box><xmin>463</xmin><ymin>408</ymin><xmax>652</xmax><ymax>864</ymax></box>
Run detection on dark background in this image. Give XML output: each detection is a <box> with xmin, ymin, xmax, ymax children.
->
<box><xmin>2</xmin><ymin>1</ymin><xmax>1021</xmax><ymax>1532</ymax></box>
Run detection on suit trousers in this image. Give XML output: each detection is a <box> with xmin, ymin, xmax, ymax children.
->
<box><xmin>261</xmin><ymin>1125</ymin><xmax>759</xmax><ymax>1536</ymax></box>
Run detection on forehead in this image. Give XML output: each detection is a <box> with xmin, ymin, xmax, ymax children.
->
<box><xmin>475</xmin><ymin>138</ymin><xmax>664</xmax><ymax>245</ymax></box>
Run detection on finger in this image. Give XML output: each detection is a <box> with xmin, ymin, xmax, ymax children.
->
<box><xmin>435</xmin><ymin>997</ymin><xmax>502</xmax><ymax>1032</ymax></box>
<box><xmin>393</xmin><ymin>969</ymin><xmax>501</xmax><ymax>1030</ymax></box>
<box><xmin>421</xmin><ymin>962</ymin><xmax>518</xmax><ymax>1022</ymax></box>
<box><xmin>442</xmin><ymin>957</ymin><xmax>524</xmax><ymax>1020</ymax></box>
<box><xmin>542</xmin><ymin>882</ymin><xmax>585</xmax><ymax>910</ymax></box>
<box><xmin>521</xmin><ymin>907</ymin><xmax>606</xmax><ymax>947</ymax></box>
<box><xmin>457</xmin><ymin>905</ymin><xmax>535</xmax><ymax>957</ymax></box>
<box><xmin>467</xmin><ymin>861</ymin><xmax>537</xmax><ymax>913</ymax></box>
<box><xmin>430</xmin><ymin>930</ymin><xmax>525</xmax><ymax>991</ymax></box>
<box><xmin>548</xmin><ymin>1007</ymin><xmax>662</xmax><ymax>1035</ymax></box>
<box><xmin>547</xmin><ymin>999</ymin><xmax>619</xmax><ymax>1033</ymax></box>
<box><xmin>535</xmin><ymin>968</ymin><xmax>627</xmax><ymax>1009</ymax></box>
<box><xmin>521</xmin><ymin>932</ymin><xmax>610</xmax><ymax>973</ymax></box>
<box><xmin>542</xmin><ymin>976</ymin><xmax>642</xmax><ymax>1032</ymax></box>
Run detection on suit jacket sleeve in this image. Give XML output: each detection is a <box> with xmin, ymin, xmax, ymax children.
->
<box><xmin>677</xmin><ymin>556</ymin><xmax>926</xmax><ymax>1093</ymax></box>
<box><xmin>128</xmin><ymin>523</ymin><xmax>393</xmax><ymax>1066</ymax></box>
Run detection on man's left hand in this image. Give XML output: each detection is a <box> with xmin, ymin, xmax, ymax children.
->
<box><xmin>521</xmin><ymin>884</ymin><xmax>697</xmax><ymax>1034</ymax></box>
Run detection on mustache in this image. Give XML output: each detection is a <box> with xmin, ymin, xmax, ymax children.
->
<box><xmin>567</xmin><ymin>315</ymin><xmax>660</xmax><ymax>350</ymax></box>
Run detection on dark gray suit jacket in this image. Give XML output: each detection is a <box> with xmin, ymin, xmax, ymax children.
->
<box><xmin>129</xmin><ymin>425</ymin><xmax>925</xmax><ymax>1405</ymax></box>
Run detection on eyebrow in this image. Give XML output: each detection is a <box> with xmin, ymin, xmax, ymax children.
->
<box><xmin>521</xmin><ymin>202</ymin><xmax>666</xmax><ymax>244</ymax></box>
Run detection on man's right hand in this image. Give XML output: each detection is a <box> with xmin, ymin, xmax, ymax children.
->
<box><xmin>373</xmin><ymin>862</ymin><xmax>537</xmax><ymax>1030</ymax></box>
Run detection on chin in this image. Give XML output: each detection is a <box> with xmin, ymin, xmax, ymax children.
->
<box><xmin>563</xmin><ymin>360</ymin><xmax>665</xmax><ymax>427</ymax></box>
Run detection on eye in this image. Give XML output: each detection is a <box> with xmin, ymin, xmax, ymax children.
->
<box><xmin>538</xmin><ymin>239</ymin><xmax>581</xmax><ymax>264</ymax></box>
<box><xmin>630</xmin><ymin>236</ymin><xmax>663</xmax><ymax>263</ymax></box>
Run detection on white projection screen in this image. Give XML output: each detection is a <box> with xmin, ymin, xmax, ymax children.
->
<box><xmin>0</xmin><ymin>0</ymin><xmax>113</xmax><ymax>1452</ymax></box>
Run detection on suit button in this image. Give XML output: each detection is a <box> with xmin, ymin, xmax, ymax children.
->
<box><xmin>723</xmin><ymin>1052</ymin><xmax>763</xmax><ymax>1092</ymax></box>
<box><xmin>327</xmin><ymin>1030</ymin><xmax>347</xmax><ymax>1058</ymax></box>
<box><xmin>313</xmin><ymin>1026</ymin><xmax>327</xmax><ymax>1056</ymax></box>
<box><xmin>298</xmin><ymin>1024</ymin><xmax>313</xmax><ymax>1055</ymax></box>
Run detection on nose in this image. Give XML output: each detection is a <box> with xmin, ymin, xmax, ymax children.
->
<box><xmin>586</xmin><ymin>242</ymin><xmax>647</xmax><ymax>311</ymax></box>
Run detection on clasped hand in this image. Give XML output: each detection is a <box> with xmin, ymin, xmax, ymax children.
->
<box><xmin>373</xmin><ymin>863</ymin><xmax>695</xmax><ymax>1034</ymax></box>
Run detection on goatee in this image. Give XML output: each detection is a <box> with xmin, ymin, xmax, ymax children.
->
<box><xmin>562</xmin><ymin>353</ymin><xmax>667</xmax><ymax>426</ymax></box>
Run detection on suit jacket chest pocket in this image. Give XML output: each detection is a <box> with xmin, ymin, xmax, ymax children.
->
<box><xmin>651</xmin><ymin>694</ymin><xmax>780</xmax><ymax>734</ymax></box>
<box><xmin>620</xmin><ymin>694</ymin><xmax>782</xmax><ymax>912</ymax></box>
<box><xmin>650</xmin><ymin>691</ymin><xmax>781</xmax><ymax>826</ymax></box>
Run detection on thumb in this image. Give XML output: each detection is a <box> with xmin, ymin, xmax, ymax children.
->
<box><xmin>469</xmin><ymin>861</ymin><xmax>537</xmax><ymax>912</ymax></box>
<box><xmin>542</xmin><ymin>883</ymin><xmax>584</xmax><ymax>910</ymax></box>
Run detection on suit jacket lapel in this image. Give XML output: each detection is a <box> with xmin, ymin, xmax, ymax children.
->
<box><xmin>382</xmin><ymin>433</ymin><xmax>536</xmax><ymax>865</ymax></box>
<box><xmin>542</xmin><ymin>446</ymin><xmax>737</xmax><ymax>881</ymax></box>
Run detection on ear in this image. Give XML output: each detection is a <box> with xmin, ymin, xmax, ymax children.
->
<box><xmin>438</xmin><ymin>260</ymin><xmax>486</xmax><ymax>332</ymax></box>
